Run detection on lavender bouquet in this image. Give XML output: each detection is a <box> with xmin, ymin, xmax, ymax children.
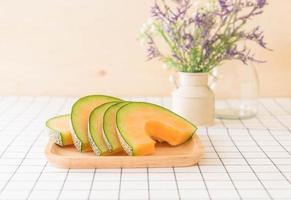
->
<box><xmin>140</xmin><ymin>0</ymin><xmax>269</xmax><ymax>73</ymax></box>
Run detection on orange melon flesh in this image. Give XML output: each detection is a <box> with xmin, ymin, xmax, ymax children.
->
<box><xmin>71</xmin><ymin>95</ymin><xmax>121</xmax><ymax>152</ymax></box>
<box><xmin>116</xmin><ymin>102</ymin><xmax>197</xmax><ymax>156</ymax></box>
<box><xmin>145</xmin><ymin>121</ymin><xmax>190</xmax><ymax>146</ymax></box>
<box><xmin>46</xmin><ymin>115</ymin><xmax>73</xmax><ymax>146</ymax></box>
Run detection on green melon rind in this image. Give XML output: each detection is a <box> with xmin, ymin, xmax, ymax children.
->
<box><xmin>116</xmin><ymin>102</ymin><xmax>197</xmax><ymax>156</ymax></box>
<box><xmin>102</xmin><ymin>128</ymin><xmax>112</xmax><ymax>152</ymax></box>
<box><xmin>88</xmin><ymin>101</ymin><xmax>120</xmax><ymax>155</ymax></box>
<box><xmin>70</xmin><ymin>95</ymin><xmax>121</xmax><ymax>152</ymax></box>
<box><xmin>47</xmin><ymin>128</ymin><xmax>64</xmax><ymax>146</ymax></box>
<box><xmin>46</xmin><ymin>114</ymin><xmax>70</xmax><ymax>147</ymax></box>
<box><xmin>87</xmin><ymin>124</ymin><xmax>101</xmax><ymax>156</ymax></box>
<box><xmin>102</xmin><ymin>101</ymin><xmax>130</xmax><ymax>152</ymax></box>
<box><xmin>70</xmin><ymin>121</ymin><xmax>83</xmax><ymax>152</ymax></box>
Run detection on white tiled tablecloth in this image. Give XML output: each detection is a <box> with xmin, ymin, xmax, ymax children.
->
<box><xmin>0</xmin><ymin>96</ymin><xmax>291</xmax><ymax>200</ymax></box>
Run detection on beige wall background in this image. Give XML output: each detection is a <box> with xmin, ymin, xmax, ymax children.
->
<box><xmin>0</xmin><ymin>0</ymin><xmax>290</xmax><ymax>97</ymax></box>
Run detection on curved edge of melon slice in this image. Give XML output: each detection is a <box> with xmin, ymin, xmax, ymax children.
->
<box><xmin>88</xmin><ymin>101</ymin><xmax>121</xmax><ymax>156</ymax></box>
<box><xmin>87</xmin><ymin>125</ymin><xmax>101</xmax><ymax>155</ymax></box>
<box><xmin>70</xmin><ymin>122</ymin><xmax>83</xmax><ymax>151</ymax></box>
<box><xmin>116</xmin><ymin>126</ymin><xmax>134</xmax><ymax>156</ymax></box>
<box><xmin>70</xmin><ymin>95</ymin><xmax>122</xmax><ymax>152</ymax></box>
<box><xmin>116</xmin><ymin>102</ymin><xmax>197</xmax><ymax>156</ymax></box>
<box><xmin>102</xmin><ymin>101</ymin><xmax>130</xmax><ymax>153</ymax></box>
<box><xmin>46</xmin><ymin>114</ymin><xmax>73</xmax><ymax>147</ymax></box>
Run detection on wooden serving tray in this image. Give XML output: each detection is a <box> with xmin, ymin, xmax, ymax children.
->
<box><xmin>45</xmin><ymin>135</ymin><xmax>204</xmax><ymax>169</ymax></box>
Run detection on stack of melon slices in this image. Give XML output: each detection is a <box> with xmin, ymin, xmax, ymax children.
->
<box><xmin>46</xmin><ymin>95</ymin><xmax>197</xmax><ymax>156</ymax></box>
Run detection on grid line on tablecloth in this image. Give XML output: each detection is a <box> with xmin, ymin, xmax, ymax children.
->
<box><xmin>205</xmin><ymin>127</ymin><xmax>242</xmax><ymax>199</ymax></box>
<box><xmin>117</xmin><ymin>168</ymin><xmax>123</xmax><ymax>200</ymax></box>
<box><xmin>0</xmin><ymin>97</ymin><xmax>36</xmax><ymax>158</ymax></box>
<box><xmin>260</xmin><ymin>99</ymin><xmax>291</xmax><ymax>132</ymax></box>
<box><xmin>87</xmin><ymin>168</ymin><xmax>96</xmax><ymax>200</ymax></box>
<box><xmin>1</xmin><ymin>97</ymin><xmax>291</xmax><ymax>200</ymax></box>
<box><xmin>0</xmin><ymin>97</ymin><xmax>69</xmax><ymax>199</ymax></box>
<box><xmin>172</xmin><ymin>167</ymin><xmax>181</xmax><ymax>200</ymax></box>
<box><xmin>0</xmin><ymin>97</ymin><xmax>51</xmax><ymax>194</ymax></box>
<box><xmin>221</xmin><ymin>115</ymin><xmax>273</xmax><ymax>199</ymax></box>
<box><xmin>0</xmin><ymin>97</ymin><xmax>65</xmax><ymax>194</ymax></box>
<box><xmin>0</xmin><ymin>96</ymin><xmax>19</xmax><ymax>118</ymax></box>
<box><xmin>255</xmin><ymin>117</ymin><xmax>291</xmax><ymax>157</ymax></box>
<box><xmin>240</xmin><ymin>121</ymin><xmax>291</xmax><ymax>185</ymax></box>
<box><xmin>26</xmin><ymin>162</ymin><xmax>48</xmax><ymax>199</ymax></box>
<box><xmin>146</xmin><ymin>167</ymin><xmax>150</xmax><ymax>200</ymax></box>
<box><xmin>27</xmin><ymin>98</ymin><xmax>69</xmax><ymax>199</ymax></box>
<box><xmin>274</xmin><ymin>98</ymin><xmax>291</xmax><ymax>116</ymax></box>
<box><xmin>197</xmin><ymin>163</ymin><xmax>211</xmax><ymax>199</ymax></box>
<box><xmin>56</xmin><ymin>169</ymin><xmax>70</xmax><ymax>200</ymax></box>
<box><xmin>0</xmin><ymin>97</ymin><xmax>36</xmax><ymax>130</ymax></box>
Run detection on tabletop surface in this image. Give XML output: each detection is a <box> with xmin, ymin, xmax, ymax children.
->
<box><xmin>0</xmin><ymin>96</ymin><xmax>291</xmax><ymax>200</ymax></box>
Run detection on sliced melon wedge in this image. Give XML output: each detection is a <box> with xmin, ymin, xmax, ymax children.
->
<box><xmin>116</xmin><ymin>102</ymin><xmax>197</xmax><ymax>156</ymax></box>
<box><xmin>71</xmin><ymin>95</ymin><xmax>121</xmax><ymax>152</ymax></box>
<box><xmin>46</xmin><ymin>115</ymin><xmax>73</xmax><ymax>146</ymax></box>
<box><xmin>103</xmin><ymin>102</ymin><xmax>130</xmax><ymax>153</ymax></box>
<box><xmin>88</xmin><ymin>101</ymin><xmax>121</xmax><ymax>155</ymax></box>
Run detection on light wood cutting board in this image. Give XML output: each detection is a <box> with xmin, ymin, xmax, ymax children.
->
<box><xmin>45</xmin><ymin>135</ymin><xmax>204</xmax><ymax>169</ymax></box>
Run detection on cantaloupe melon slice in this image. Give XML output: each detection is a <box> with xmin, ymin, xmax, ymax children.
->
<box><xmin>116</xmin><ymin>102</ymin><xmax>197</xmax><ymax>156</ymax></box>
<box><xmin>103</xmin><ymin>102</ymin><xmax>130</xmax><ymax>153</ymax></box>
<box><xmin>71</xmin><ymin>95</ymin><xmax>121</xmax><ymax>152</ymax></box>
<box><xmin>46</xmin><ymin>115</ymin><xmax>73</xmax><ymax>146</ymax></box>
<box><xmin>88</xmin><ymin>101</ymin><xmax>121</xmax><ymax>155</ymax></box>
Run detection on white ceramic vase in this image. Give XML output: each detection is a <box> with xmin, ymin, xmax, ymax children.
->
<box><xmin>172</xmin><ymin>72</ymin><xmax>214</xmax><ymax>126</ymax></box>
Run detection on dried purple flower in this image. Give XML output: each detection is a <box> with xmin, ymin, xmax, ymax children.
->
<box><xmin>183</xmin><ymin>34</ymin><xmax>194</xmax><ymax>49</ymax></box>
<box><xmin>256</xmin><ymin>0</ymin><xmax>266</xmax><ymax>8</ymax></box>
<box><xmin>194</xmin><ymin>13</ymin><xmax>203</xmax><ymax>27</ymax></box>
<box><xmin>246</xmin><ymin>26</ymin><xmax>268</xmax><ymax>49</ymax></box>
<box><xmin>218</xmin><ymin>0</ymin><xmax>229</xmax><ymax>13</ymax></box>
<box><xmin>147</xmin><ymin>45</ymin><xmax>160</xmax><ymax>60</ymax></box>
<box><xmin>203</xmin><ymin>39</ymin><xmax>212</xmax><ymax>59</ymax></box>
<box><xmin>140</xmin><ymin>0</ymin><xmax>270</xmax><ymax>72</ymax></box>
<box><xmin>145</xmin><ymin>36</ymin><xmax>161</xmax><ymax>60</ymax></box>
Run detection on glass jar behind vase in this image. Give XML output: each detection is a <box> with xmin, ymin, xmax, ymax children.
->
<box><xmin>209</xmin><ymin>61</ymin><xmax>259</xmax><ymax>120</ymax></box>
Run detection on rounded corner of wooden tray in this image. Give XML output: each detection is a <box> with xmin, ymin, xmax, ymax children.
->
<box><xmin>45</xmin><ymin>134</ymin><xmax>204</xmax><ymax>169</ymax></box>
